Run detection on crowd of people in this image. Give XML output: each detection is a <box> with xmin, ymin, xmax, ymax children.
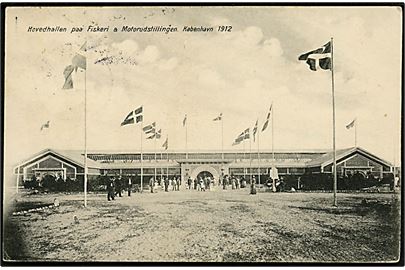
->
<box><xmin>106</xmin><ymin>173</ymin><xmax>288</xmax><ymax>201</ymax></box>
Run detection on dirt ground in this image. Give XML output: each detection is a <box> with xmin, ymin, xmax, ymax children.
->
<box><xmin>3</xmin><ymin>186</ymin><xmax>401</xmax><ymax>263</ymax></box>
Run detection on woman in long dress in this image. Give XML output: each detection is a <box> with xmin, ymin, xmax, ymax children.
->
<box><xmin>200</xmin><ymin>178</ymin><xmax>205</xmax><ymax>191</ymax></box>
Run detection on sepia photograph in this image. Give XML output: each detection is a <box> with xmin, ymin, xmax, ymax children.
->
<box><xmin>2</xmin><ymin>3</ymin><xmax>403</xmax><ymax>264</ymax></box>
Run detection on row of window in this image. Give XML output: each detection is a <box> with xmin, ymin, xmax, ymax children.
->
<box><xmin>88</xmin><ymin>152</ymin><xmax>325</xmax><ymax>162</ymax></box>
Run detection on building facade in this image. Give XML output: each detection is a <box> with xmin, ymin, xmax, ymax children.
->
<box><xmin>14</xmin><ymin>147</ymin><xmax>394</xmax><ymax>188</ymax></box>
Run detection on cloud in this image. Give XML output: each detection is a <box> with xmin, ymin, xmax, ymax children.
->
<box><xmin>111</xmin><ymin>39</ymin><xmax>139</xmax><ymax>56</ymax></box>
<box><xmin>137</xmin><ymin>45</ymin><xmax>160</xmax><ymax>64</ymax></box>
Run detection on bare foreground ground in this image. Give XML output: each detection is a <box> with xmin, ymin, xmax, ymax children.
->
<box><xmin>3</xmin><ymin>187</ymin><xmax>401</xmax><ymax>263</ymax></box>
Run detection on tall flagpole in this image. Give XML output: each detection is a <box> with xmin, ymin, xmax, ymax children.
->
<box><xmin>166</xmin><ymin>135</ymin><xmax>169</xmax><ymax>180</ymax></box>
<box><xmin>84</xmin><ymin>58</ymin><xmax>88</xmax><ymax>207</ymax></box>
<box><xmin>355</xmin><ymin>118</ymin><xmax>357</xmax><ymax>148</ymax></box>
<box><xmin>243</xmin><ymin>137</ymin><xmax>246</xmax><ymax>179</ymax></box>
<box><xmin>185</xmin><ymin>114</ymin><xmax>188</xmax><ymax>160</ymax></box>
<box><xmin>140</xmin><ymin>117</ymin><xmax>144</xmax><ymax>192</ymax></box>
<box><xmin>331</xmin><ymin>37</ymin><xmax>337</xmax><ymax>207</ymax></box>
<box><xmin>221</xmin><ymin>114</ymin><xmax>224</xmax><ymax>160</ymax></box>
<box><xmin>271</xmin><ymin>103</ymin><xmax>276</xmax><ymax>192</ymax></box>
<box><xmin>16</xmin><ymin>166</ymin><xmax>20</xmax><ymax>194</ymax></box>
<box><xmin>249</xmin><ymin>131</ymin><xmax>252</xmax><ymax>181</ymax></box>
<box><xmin>257</xmin><ymin>121</ymin><xmax>261</xmax><ymax>188</ymax></box>
<box><xmin>185</xmin><ymin>115</ymin><xmax>188</xmax><ymax>184</ymax></box>
<box><xmin>160</xmin><ymin>147</ymin><xmax>163</xmax><ymax>182</ymax></box>
<box><xmin>154</xmin><ymin>130</ymin><xmax>157</xmax><ymax>183</ymax></box>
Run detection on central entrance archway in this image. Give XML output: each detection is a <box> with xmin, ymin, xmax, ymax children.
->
<box><xmin>190</xmin><ymin>165</ymin><xmax>220</xmax><ymax>180</ymax></box>
<box><xmin>196</xmin><ymin>171</ymin><xmax>213</xmax><ymax>179</ymax></box>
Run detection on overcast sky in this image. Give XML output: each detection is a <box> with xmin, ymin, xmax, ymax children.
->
<box><xmin>4</xmin><ymin>6</ymin><xmax>402</xmax><ymax>181</ymax></box>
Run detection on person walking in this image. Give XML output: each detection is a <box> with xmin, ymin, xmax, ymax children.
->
<box><xmin>107</xmin><ymin>177</ymin><xmax>115</xmax><ymax>201</ymax></box>
<box><xmin>149</xmin><ymin>177</ymin><xmax>155</xmax><ymax>193</ymax></box>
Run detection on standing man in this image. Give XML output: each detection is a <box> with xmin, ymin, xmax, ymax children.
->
<box><xmin>187</xmin><ymin>176</ymin><xmax>192</xmax><ymax>190</ymax></box>
<box><xmin>176</xmin><ymin>177</ymin><xmax>180</xmax><ymax>191</ymax></box>
<box><xmin>149</xmin><ymin>177</ymin><xmax>155</xmax><ymax>193</ymax></box>
<box><xmin>172</xmin><ymin>178</ymin><xmax>177</xmax><ymax>191</ymax></box>
<box><xmin>116</xmin><ymin>176</ymin><xmax>123</xmax><ymax>197</ymax></box>
<box><xmin>164</xmin><ymin>177</ymin><xmax>169</xmax><ymax>192</ymax></box>
<box><xmin>250</xmin><ymin>176</ymin><xmax>257</xmax><ymax>195</ymax></box>
<box><xmin>107</xmin><ymin>177</ymin><xmax>115</xmax><ymax>201</ymax></box>
<box><xmin>127</xmin><ymin>177</ymin><xmax>132</xmax><ymax>196</ymax></box>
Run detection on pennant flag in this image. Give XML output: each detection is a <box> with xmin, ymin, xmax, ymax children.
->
<box><xmin>147</xmin><ymin>129</ymin><xmax>162</xmax><ymax>139</ymax></box>
<box><xmin>183</xmin><ymin>114</ymin><xmax>187</xmax><ymax>127</ymax></box>
<box><xmin>298</xmin><ymin>41</ymin><xmax>332</xmax><ymax>71</ymax></box>
<box><xmin>213</xmin><ymin>113</ymin><xmax>222</xmax><ymax>121</ymax></box>
<box><xmin>40</xmin><ymin>121</ymin><xmax>50</xmax><ymax>131</ymax></box>
<box><xmin>134</xmin><ymin>106</ymin><xmax>143</xmax><ymax>123</ymax></box>
<box><xmin>232</xmin><ymin>131</ymin><xmax>245</xmax><ymax>146</ymax></box>
<box><xmin>262</xmin><ymin>104</ymin><xmax>272</xmax><ymax>132</ymax></box>
<box><xmin>346</xmin><ymin>119</ymin><xmax>356</xmax><ymax>129</ymax></box>
<box><xmin>162</xmin><ymin>137</ymin><xmax>168</xmax><ymax>150</ymax></box>
<box><xmin>121</xmin><ymin>111</ymin><xmax>135</xmax><ymax>126</ymax></box>
<box><xmin>156</xmin><ymin>129</ymin><xmax>162</xmax><ymax>139</ymax></box>
<box><xmin>244</xmin><ymin>128</ymin><xmax>250</xmax><ymax>139</ymax></box>
<box><xmin>253</xmin><ymin>120</ymin><xmax>258</xmax><ymax>142</ymax></box>
<box><xmin>143</xmin><ymin>122</ymin><xmax>156</xmax><ymax>134</ymax></box>
<box><xmin>62</xmin><ymin>43</ymin><xmax>87</xmax><ymax>89</ymax></box>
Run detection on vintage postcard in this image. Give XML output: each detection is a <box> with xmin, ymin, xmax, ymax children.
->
<box><xmin>2</xmin><ymin>4</ymin><xmax>403</xmax><ymax>264</ymax></box>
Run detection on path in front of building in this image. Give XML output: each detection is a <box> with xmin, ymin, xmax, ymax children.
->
<box><xmin>4</xmin><ymin>187</ymin><xmax>400</xmax><ymax>262</ymax></box>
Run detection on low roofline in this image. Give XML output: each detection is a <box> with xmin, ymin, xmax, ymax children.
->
<box><xmin>14</xmin><ymin>148</ymin><xmax>101</xmax><ymax>170</ymax></box>
<box><xmin>317</xmin><ymin>147</ymin><xmax>393</xmax><ymax>168</ymax></box>
<box><xmin>84</xmin><ymin>149</ymin><xmax>331</xmax><ymax>154</ymax></box>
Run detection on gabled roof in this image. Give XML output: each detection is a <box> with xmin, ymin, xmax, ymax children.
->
<box><xmin>305</xmin><ymin>147</ymin><xmax>392</xmax><ymax>168</ymax></box>
<box><xmin>14</xmin><ymin>149</ymin><xmax>101</xmax><ymax>170</ymax></box>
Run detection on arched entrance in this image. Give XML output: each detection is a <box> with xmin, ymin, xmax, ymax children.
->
<box><xmin>190</xmin><ymin>165</ymin><xmax>220</xmax><ymax>180</ymax></box>
<box><xmin>197</xmin><ymin>171</ymin><xmax>213</xmax><ymax>179</ymax></box>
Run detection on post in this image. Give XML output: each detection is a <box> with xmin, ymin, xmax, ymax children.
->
<box><xmin>185</xmin><ymin>115</ymin><xmax>188</xmax><ymax>183</ymax></box>
<box><xmin>331</xmin><ymin>37</ymin><xmax>337</xmax><ymax>207</ymax></box>
<box><xmin>249</xmin><ymin>132</ymin><xmax>252</xmax><ymax>182</ymax></box>
<box><xmin>272</xmin><ymin>103</ymin><xmax>276</xmax><ymax>192</ymax></box>
<box><xmin>160</xmin><ymin>149</ymin><xmax>163</xmax><ymax>182</ymax></box>
<box><xmin>355</xmin><ymin>118</ymin><xmax>357</xmax><ymax>148</ymax></box>
<box><xmin>84</xmin><ymin>65</ymin><xmax>88</xmax><ymax>207</ymax></box>
<box><xmin>166</xmin><ymin>136</ymin><xmax>169</xmax><ymax>180</ymax></box>
<box><xmin>243</xmin><ymin>138</ymin><xmax>246</xmax><ymax>179</ymax></box>
<box><xmin>185</xmin><ymin>114</ymin><xmax>188</xmax><ymax>160</ymax></box>
<box><xmin>221</xmin><ymin>114</ymin><xmax>224</xmax><ymax>160</ymax></box>
<box><xmin>257</xmin><ymin>122</ymin><xmax>261</xmax><ymax>188</ymax></box>
<box><xmin>140</xmin><ymin>120</ymin><xmax>144</xmax><ymax>192</ymax></box>
<box><xmin>154</xmin><ymin>132</ymin><xmax>157</xmax><ymax>183</ymax></box>
<box><xmin>16</xmin><ymin>166</ymin><xmax>20</xmax><ymax>194</ymax></box>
